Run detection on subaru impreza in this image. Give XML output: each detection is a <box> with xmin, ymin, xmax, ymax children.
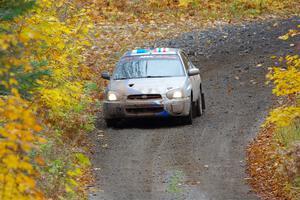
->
<box><xmin>101</xmin><ymin>48</ymin><xmax>205</xmax><ymax>127</ymax></box>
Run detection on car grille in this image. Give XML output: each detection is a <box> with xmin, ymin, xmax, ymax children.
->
<box><xmin>126</xmin><ymin>107</ymin><xmax>164</xmax><ymax>114</ymax></box>
<box><xmin>127</xmin><ymin>94</ymin><xmax>162</xmax><ymax>100</ymax></box>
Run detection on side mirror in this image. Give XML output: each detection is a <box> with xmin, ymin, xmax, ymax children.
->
<box><xmin>188</xmin><ymin>68</ymin><xmax>200</xmax><ymax>76</ymax></box>
<box><xmin>101</xmin><ymin>71</ymin><xmax>110</xmax><ymax>80</ymax></box>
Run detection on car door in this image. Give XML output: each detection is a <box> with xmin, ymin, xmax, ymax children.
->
<box><xmin>181</xmin><ymin>52</ymin><xmax>199</xmax><ymax>102</ymax></box>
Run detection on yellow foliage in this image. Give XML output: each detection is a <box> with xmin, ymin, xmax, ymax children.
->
<box><xmin>178</xmin><ymin>0</ymin><xmax>193</xmax><ymax>7</ymax></box>
<box><xmin>266</xmin><ymin>25</ymin><xmax>300</xmax><ymax>128</ymax></box>
<box><xmin>279</xmin><ymin>29</ymin><xmax>299</xmax><ymax>40</ymax></box>
<box><xmin>0</xmin><ymin>0</ymin><xmax>94</xmax><ymax>199</ymax></box>
<box><xmin>267</xmin><ymin>56</ymin><xmax>300</xmax><ymax>96</ymax></box>
<box><xmin>38</xmin><ymin>81</ymin><xmax>84</xmax><ymax>115</ymax></box>
<box><xmin>0</xmin><ymin>95</ymin><xmax>46</xmax><ymax>200</ymax></box>
<box><xmin>266</xmin><ymin>106</ymin><xmax>300</xmax><ymax>127</ymax></box>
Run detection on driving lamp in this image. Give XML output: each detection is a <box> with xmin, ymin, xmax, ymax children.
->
<box><xmin>107</xmin><ymin>91</ymin><xmax>117</xmax><ymax>101</ymax></box>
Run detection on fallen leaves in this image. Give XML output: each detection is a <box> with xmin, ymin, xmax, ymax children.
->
<box><xmin>279</xmin><ymin>29</ymin><xmax>299</xmax><ymax>40</ymax></box>
<box><xmin>247</xmin><ymin>125</ymin><xmax>289</xmax><ymax>200</ymax></box>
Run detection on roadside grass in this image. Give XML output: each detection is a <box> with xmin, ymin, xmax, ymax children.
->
<box><xmin>275</xmin><ymin>120</ymin><xmax>300</xmax><ymax>148</ymax></box>
<box><xmin>248</xmin><ymin>120</ymin><xmax>300</xmax><ymax>200</ymax></box>
<box><xmin>34</xmin><ymin>132</ymin><xmax>92</xmax><ymax>199</ymax></box>
<box><xmin>282</xmin><ymin>140</ymin><xmax>300</xmax><ymax>200</ymax></box>
<box><xmin>167</xmin><ymin>170</ymin><xmax>184</xmax><ymax>195</ymax></box>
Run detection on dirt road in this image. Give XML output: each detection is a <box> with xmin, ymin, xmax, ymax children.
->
<box><xmin>90</xmin><ymin>18</ymin><xmax>300</xmax><ymax>200</ymax></box>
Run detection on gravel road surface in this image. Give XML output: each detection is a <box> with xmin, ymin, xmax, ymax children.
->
<box><xmin>90</xmin><ymin>17</ymin><xmax>300</xmax><ymax>200</ymax></box>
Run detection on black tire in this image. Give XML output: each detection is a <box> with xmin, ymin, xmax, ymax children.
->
<box><xmin>200</xmin><ymin>85</ymin><xmax>206</xmax><ymax>110</ymax></box>
<box><xmin>196</xmin><ymin>92</ymin><xmax>203</xmax><ymax>117</ymax></box>
<box><xmin>184</xmin><ymin>99</ymin><xmax>193</xmax><ymax>125</ymax></box>
<box><xmin>202</xmin><ymin>93</ymin><xmax>206</xmax><ymax>110</ymax></box>
<box><xmin>105</xmin><ymin>119</ymin><xmax>118</xmax><ymax>128</ymax></box>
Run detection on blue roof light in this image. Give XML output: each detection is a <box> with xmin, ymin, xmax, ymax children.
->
<box><xmin>136</xmin><ymin>49</ymin><xmax>149</xmax><ymax>54</ymax></box>
<box><xmin>130</xmin><ymin>49</ymin><xmax>151</xmax><ymax>55</ymax></box>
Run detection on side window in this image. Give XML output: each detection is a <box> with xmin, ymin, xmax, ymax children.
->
<box><xmin>180</xmin><ymin>53</ymin><xmax>190</xmax><ymax>71</ymax></box>
<box><xmin>183</xmin><ymin>52</ymin><xmax>195</xmax><ymax>68</ymax></box>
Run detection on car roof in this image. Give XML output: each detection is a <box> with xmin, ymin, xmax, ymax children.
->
<box><xmin>123</xmin><ymin>48</ymin><xmax>180</xmax><ymax>57</ymax></box>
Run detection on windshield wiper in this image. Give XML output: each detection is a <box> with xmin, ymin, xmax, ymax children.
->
<box><xmin>145</xmin><ymin>76</ymin><xmax>172</xmax><ymax>78</ymax></box>
<box><xmin>114</xmin><ymin>77</ymin><xmax>143</xmax><ymax>80</ymax></box>
<box><xmin>115</xmin><ymin>76</ymin><xmax>172</xmax><ymax>80</ymax></box>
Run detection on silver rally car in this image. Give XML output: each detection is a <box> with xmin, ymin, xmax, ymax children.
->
<box><xmin>101</xmin><ymin>48</ymin><xmax>205</xmax><ymax>127</ymax></box>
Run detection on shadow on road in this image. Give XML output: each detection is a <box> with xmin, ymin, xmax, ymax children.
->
<box><xmin>99</xmin><ymin>117</ymin><xmax>195</xmax><ymax>129</ymax></box>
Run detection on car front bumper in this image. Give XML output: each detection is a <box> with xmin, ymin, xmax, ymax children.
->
<box><xmin>103</xmin><ymin>97</ymin><xmax>190</xmax><ymax>119</ymax></box>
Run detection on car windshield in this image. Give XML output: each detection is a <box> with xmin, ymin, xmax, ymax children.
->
<box><xmin>113</xmin><ymin>55</ymin><xmax>185</xmax><ymax>80</ymax></box>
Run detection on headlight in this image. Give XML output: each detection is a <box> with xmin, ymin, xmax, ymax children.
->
<box><xmin>173</xmin><ymin>91</ymin><xmax>183</xmax><ymax>98</ymax></box>
<box><xmin>166</xmin><ymin>89</ymin><xmax>183</xmax><ymax>99</ymax></box>
<box><xmin>107</xmin><ymin>91</ymin><xmax>118</xmax><ymax>101</ymax></box>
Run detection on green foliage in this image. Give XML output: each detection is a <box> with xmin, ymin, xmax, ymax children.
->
<box><xmin>0</xmin><ymin>0</ymin><xmax>36</xmax><ymax>20</ymax></box>
<box><xmin>230</xmin><ymin>0</ymin><xmax>265</xmax><ymax>15</ymax></box>
<box><xmin>84</xmin><ymin>81</ymin><xmax>98</xmax><ymax>94</ymax></box>
<box><xmin>47</xmin><ymin>159</ymin><xmax>64</xmax><ymax>175</ymax></box>
<box><xmin>37</xmin><ymin>135</ymin><xmax>91</xmax><ymax>200</ymax></box>
<box><xmin>0</xmin><ymin>60</ymin><xmax>51</xmax><ymax>98</ymax></box>
<box><xmin>75</xmin><ymin>153</ymin><xmax>91</xmax><ymax>167</ymax></box>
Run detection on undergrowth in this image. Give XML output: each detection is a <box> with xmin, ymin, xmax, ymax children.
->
<box><xmin>247</xmin><ymin>26</ymin><xmax>300</xmax><ymax>200</ymax></box>
<box><xmin>93</xmin><ymin>0</ymin><xmax>300</xmax><ymax>21</ymax></box>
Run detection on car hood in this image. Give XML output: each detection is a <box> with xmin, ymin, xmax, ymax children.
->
<box><xmin>108</xmin><ymin>77</ymin><xmax>188</xmax><ymax>95</ymax></box>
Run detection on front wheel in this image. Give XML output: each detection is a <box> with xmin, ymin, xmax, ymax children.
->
<box><xmin>200</xmin><ymin>85</ymin><xmax>206</xmax><ymax>110</ymax></box>
<box><xmin>196</xmin><ymin>93</ymin><xmax>203</xmax><ymax>117</ymax></box>
<box><xmin>183</xmin><ymin>99</ymin><xmax>193</xmax><ymax>125</ymax></box>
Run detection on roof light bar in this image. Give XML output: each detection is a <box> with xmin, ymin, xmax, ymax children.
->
<box><xmin>128</xmin><ymin>48</ymin><xmax>176</xmax><ymax>56</ymax></box>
